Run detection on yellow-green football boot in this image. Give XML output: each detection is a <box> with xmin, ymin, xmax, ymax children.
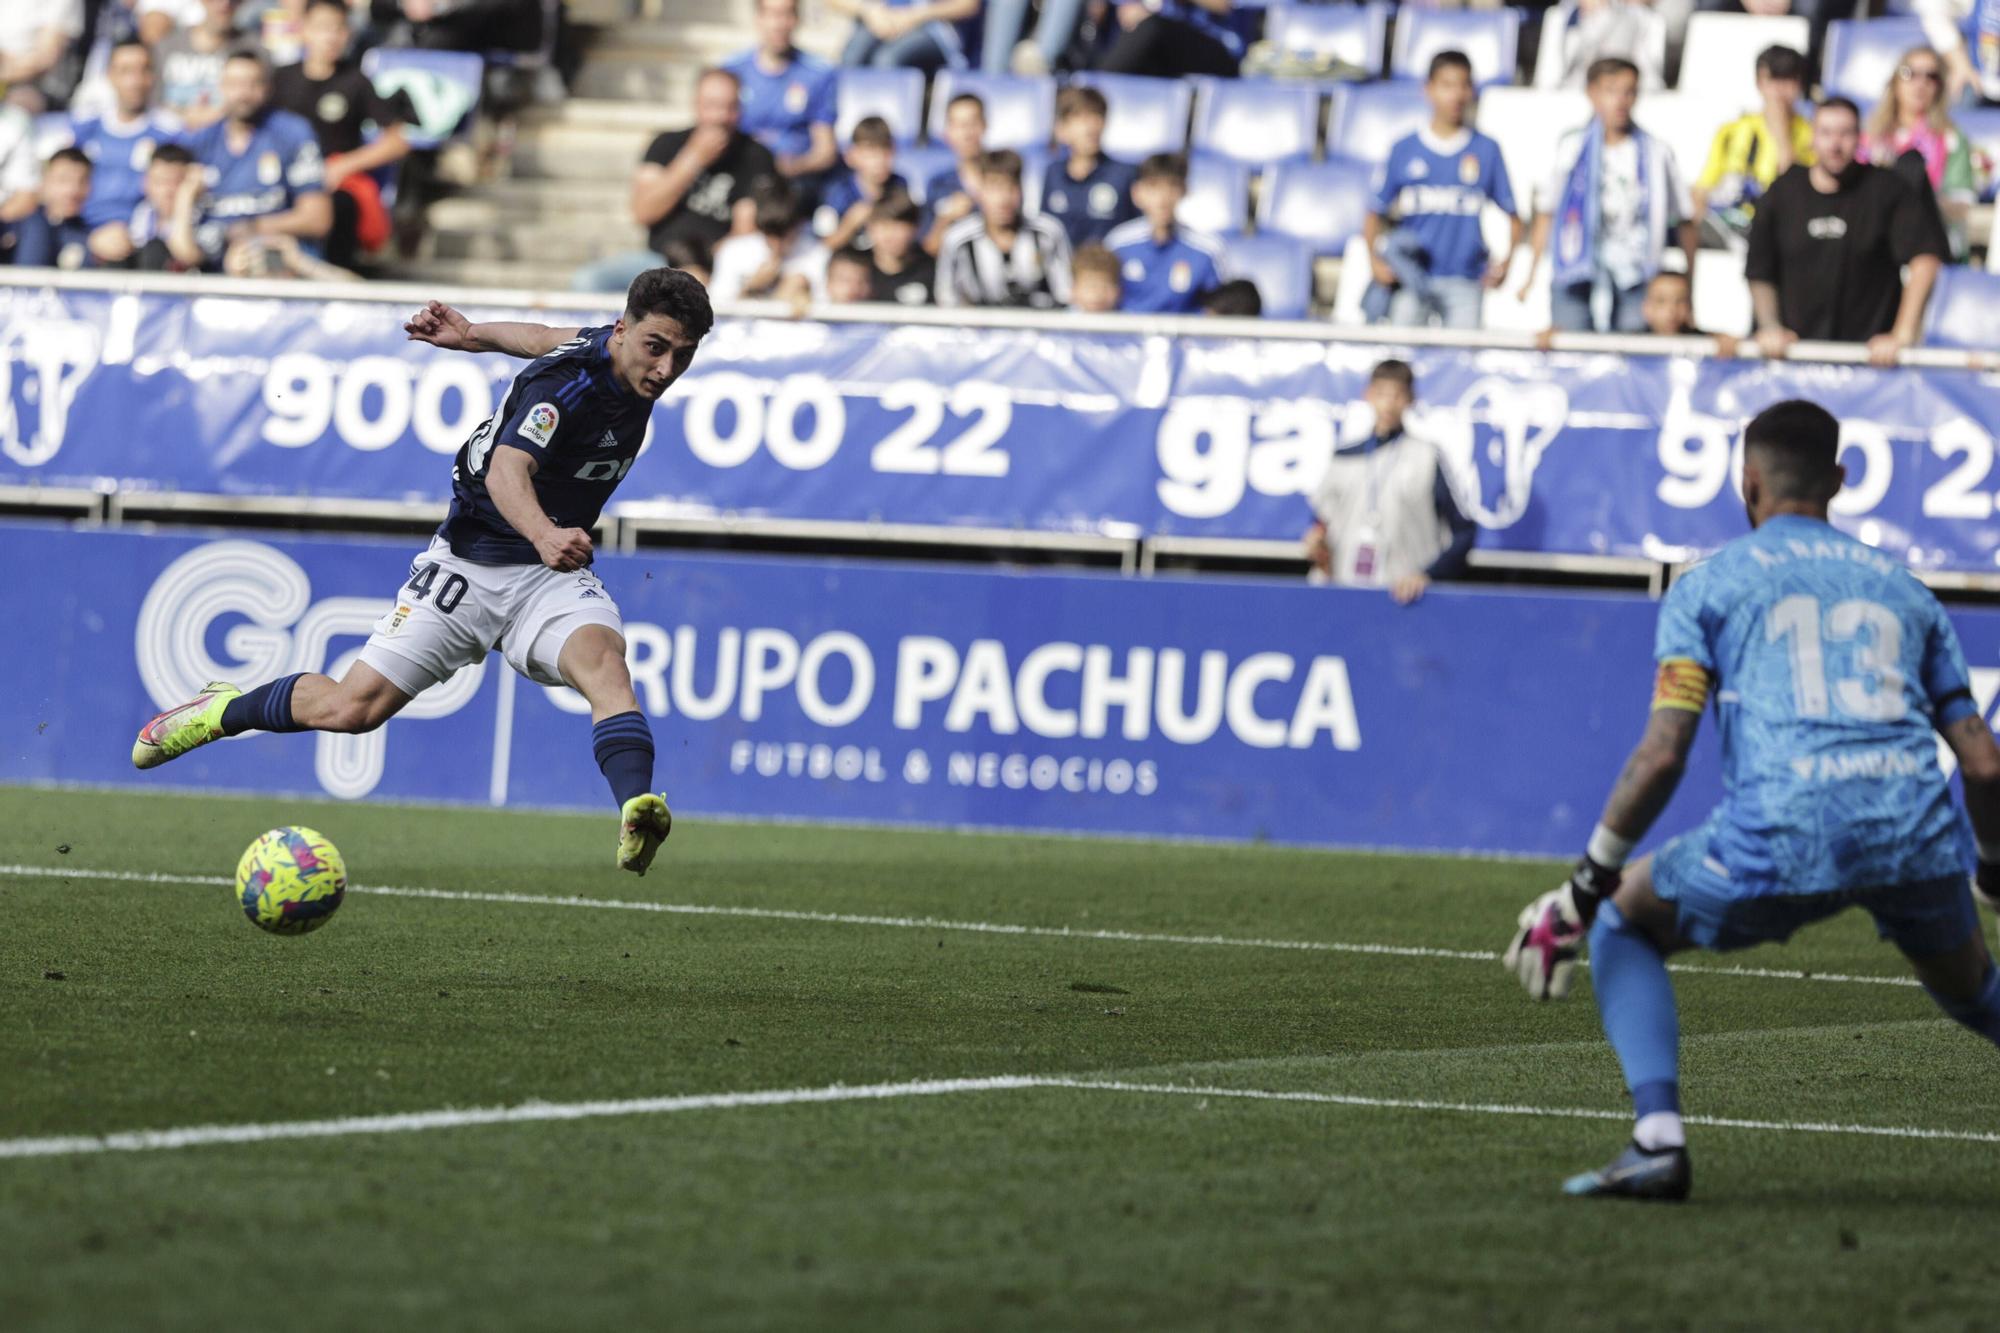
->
<box><xmin>132</xmin><ymin>681</ymin><xmax>241</xmax><ymax>770</ymax></box>
<box><xmin>617</xmin><ymin>793</ymin><xmax>673</xmax><ymax>875</ymax></box>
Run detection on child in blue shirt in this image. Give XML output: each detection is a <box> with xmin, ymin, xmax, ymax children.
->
<box><xmin>10</xmin><ymin>149</ymin><xmax>95</xmax><ymax>270</ymax></box>
<box><xmin>1105</xmin><ymin>152</ymin><xmax>1224</xmax><ymax>315</ymax></box>
<box><xmin>1040</xmin><ymin>85</ymin><xmax>1136</xmax><ymax>249</ymax></box>
<box><xmin>814</xmin><ymin>116</ymin><xmax>908</xmax><ymax>252</ymax></box>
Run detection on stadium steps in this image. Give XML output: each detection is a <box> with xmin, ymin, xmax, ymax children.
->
<box><xmin>376</xmin><ymin>255</ymin><xmax>588</xmax><ymax>291</ymax></box>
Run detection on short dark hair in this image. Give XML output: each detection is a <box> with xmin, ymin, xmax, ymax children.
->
<box><xmin>869</xmin><ymin>190</ymin><xmax>920</xmax><ymax>225</ymax></box>
<box><xmin>662</xmin><ymin>235</ymin><xmax>712</xmax><ymax>274</ymax></box>
<box><xmin>698</xmin><ymin>66</ymin><xmax>741</xmax><ymax>91</ymax></box>
<box><xmin>946</xmin><ymin>92</ymin><xmax>985</xmax><ymax>118</ymax></box>
<box><xmin>979</xmin><ymin>148</ymin><xmax>1022</xmax><ymax>182</ymax></box>
<box><xmin>46</xmin><ymin>147</ymin><xmax>91</xmax><ymax>172</ymax></box>
<box><xmin>1755</xmin><ymin>44</ymin><xmax>1808</xmax><ymax>84</ymax></box>
<box><xmin>150</xmin><ymin>143</ymin><xmax>196</xmax><ymax>167</ymax></box>
<box><xmin>750</xmin><ymin>177</ymin><xmax>801</xmax><ymax>235</ymax></box>
<box><xmin>625</xmin><ymin>267</ymin><xmax>714</xmax><ymax>340</ymax></box>
<box><xmin>828</xmin><ymin>245</ymin><xmax>872</xmax><ymax>271</ymax></box>
<box><xmin>1369</xmin><ymin>359</ymin><xmax>1416</xmax><ymax>394</ymax></box>
<box><xmin>849</xmin><ymin>115</ymin><xmax>893</xmax><ymax>150</ymax></box>
<box><xmin>1056</xmin><ymin>85</ymin><xmax>1107</xmax><ymax>121</ymax></box>
<box><xmin>1201</xmin><ymin>279</ymin><xmax>1262</xmax><ymax>318</ymax></box>
<box><xmin>224</xmin><ymin>47</ymin><xmax>269</xmax><ymax>72</ymax></box>
<box><xmin>109</xmin><ymin>38</ymin><xmax>153</xmax><ymax>63</ymax></box>
<box><xmin>303</xmin><ymin>0</ymin><xmax>349</xmax><ymax>17</ymax></box>
<box><xmin>1585</xmin><ymin>56</ymin><xmax>1639</xmax><ymax>86</ymax></box>
<box><xmin>1743</xmin><ymin>400</ymin><xmax>1841</xmax><ymax>501</ymax></box>
<box><xmin>1427</xmin><ymin>49</ymin><xmax>1473</xmax><ymax>82</ymax></box>
<box><xmin>1136</xmin><ymin>151</ymin><xmax>1189</xmax><ymax>185</ymax></box>
<box><xmin>1815</xmin><ymin>95</ymin><xmax>1861</xmax><ymax>124</ymax></box>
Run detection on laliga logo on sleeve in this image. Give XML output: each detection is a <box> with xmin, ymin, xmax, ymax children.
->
<box><xmin>520</xmin><ymin>401</ymin><xmax>560</xmax><ymax>447</ymax></box>
<box><xmin>135</xmin><ymin>540</ymin><xmax>485</xmax><ymax>800</ymax></box>
<box><xmin>1426</xmin><ymin>376</ymin><xmax>1569</xmax><ymax>530</ymax></box>
<box><xmin>0</xmin><ymin>314</ymin><xmax>100</xmax><ymax>467</ymax></box>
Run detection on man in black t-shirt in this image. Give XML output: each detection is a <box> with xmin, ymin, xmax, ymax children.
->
<box><xmin>1746</xmin><ymin>97</ymin><xmax>1948</xmax><ymax>367</ymax></box>
<box><xmin>862</xmin><ymin>192</ymin><xmax>933</xmax><ymax>306</ymax></box>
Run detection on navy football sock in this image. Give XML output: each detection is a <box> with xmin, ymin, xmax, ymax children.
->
<box><xmin>220</xmin><ymin>673</ymin><xmax>308</xmax><ymax>736</ymax></box>
<box><xmin>592</xmin><ymin>710</ymin><xmax>655</xmax><ymax>809</ymax></box>
<box><xmin>1927</xmin><ymin>962</ymin><xmax>2000</xmax><ymax>1049</ymax></box>
<box><xmin>1589</xmin><ymin>901</ymin><xmax>1683</xmax><ymax>1141</ymax></box>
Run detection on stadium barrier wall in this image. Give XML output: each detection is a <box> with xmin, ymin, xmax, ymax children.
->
<box><xmin>7</xmin><ymin>271</ymin><xmax>2000</xmax><ymax>574</ymax></box>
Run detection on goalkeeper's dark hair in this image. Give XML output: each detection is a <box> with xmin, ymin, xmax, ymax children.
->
<box><xmin>625</xmin><ymin>267</ymin><xmax>714</xmax><ymax>341</ymax></box>
<box><xmin>1743</xmin><ymin>399</ymin><xmax>1841</xmax><ymax>501</ymax></box>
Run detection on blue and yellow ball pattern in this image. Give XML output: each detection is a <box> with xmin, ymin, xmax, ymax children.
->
<box><xmin>235</xmin><ymin>826</ymin><xmax>347</xmax><ymax>935</ymax></box>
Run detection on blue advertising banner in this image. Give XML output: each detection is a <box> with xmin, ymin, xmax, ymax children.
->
<box><xmin>6</xmin><ymin>278</ymin><xmax>2000</xmax><ymax>567</ymax></box>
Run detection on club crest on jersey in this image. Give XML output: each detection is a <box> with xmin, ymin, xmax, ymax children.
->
<box><xmin>520</xmin><ymin>402</ymin><xmax>560</xmax><ymax>447</ymax></box>
<box><xmin>258</xmin><ymin>151</ymin><xmax>281</xmax><ymax>185</ymax></box>
<box><xmin>1459</xmin><ymin>154</ymin><xmax>1480</xmax><ymax>184</ymax></box>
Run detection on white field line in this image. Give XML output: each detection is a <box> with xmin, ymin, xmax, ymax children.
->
<box><xmin>0</xmin><ymin>863</ymin><xmax>1924</xmax><ymax>989</ymax></box>
<box><xmin>6</xmin><ymin>1073</ymin><xmax>2000</xmax><ymax>1162</ymax></box>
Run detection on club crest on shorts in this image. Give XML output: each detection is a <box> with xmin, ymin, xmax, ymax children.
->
<box><xmin>384</xmin><ymin>603</ymin><xmax>412</xmax><ymax>635</ymax></box>
<box><xmin>520</xmin><ymin>402</ymin><xmax>560</xmax><ymax>447</ymax></box>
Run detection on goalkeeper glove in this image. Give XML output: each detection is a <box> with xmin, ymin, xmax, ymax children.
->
<box><xmin>1503</xmin><ymin>857</ymin><xmax>1620</xmax><ymax>1001</ymax></box>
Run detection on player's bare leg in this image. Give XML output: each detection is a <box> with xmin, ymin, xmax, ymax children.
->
<box><xmin>559</xmin><ymin>624</ymin><xmax>670</xmax><ymax>874</ymax></box>
<box><xmin>133</xmin><ymin>662</ymin><xmax>411</xmax><ymax>769</ymax></box>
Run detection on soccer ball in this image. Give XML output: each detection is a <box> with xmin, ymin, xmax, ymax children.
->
<box><xmin>236</xmin><ymin>827</ymin><xmax>347</xmax><ymax>935</ymax></box>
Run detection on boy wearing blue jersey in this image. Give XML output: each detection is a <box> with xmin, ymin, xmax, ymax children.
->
<box><xmin>1105</xmin><ymin>153</ymin><xmax>1224</xmax><ymax>315</ymax></box>
<box><xmin>1363</xmin><ymin>50</ymin><xmax>1520</xmax><ymax>330</ymax></box>
<box><xmin>1505</xmin><ymin>400</ymin><xmax>2000</xmax><ymax>1201</ymax></box>
<box><xmin>1040</xmin><ymin>86</ymin><xmax>1136</xmax><ymax>249</ymax></box>
<box><xmin>132</xmin><ymin>269</ymin><xmax>715</xmax><ymax>878</ymax></box>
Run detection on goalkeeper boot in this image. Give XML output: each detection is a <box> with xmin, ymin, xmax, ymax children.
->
<box><xmin>132</xmin><ymin>681</ymin><xmax>242</xmax><ymax>770</ymax></box>
<box><xmin>1563</xmin><ymin>1141</ymin><xmax>1692</xmax><ymax>1202</ymax></box>
<box><xmin>617</xmin><ymin>793</ymin><xmax>673</xmax><ymax>875</ymax></box>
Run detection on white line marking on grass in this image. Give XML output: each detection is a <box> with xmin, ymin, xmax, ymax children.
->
<box><xmin>6</xmin><ymin>1073</ymin><xmax>2000</xmax><ymax>1161</ymax></box>
<box><xmin>0</xmin><ymin>863</ymin><xmax>1922</xmax><ymax>988</ymax></box>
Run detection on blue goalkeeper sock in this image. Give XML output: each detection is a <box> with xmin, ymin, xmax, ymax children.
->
<box><xmin>220</xmin><ymin>674</ymin><xmax>307</xmax><ymax>736</ymax></box>
<box><xmin>1589</xmin><ymin>900</ymin><xmax>1685</xmax><ymax>1149</ymax></box>
<box><xmin>1926</xmin><ymin>962</ymin><xmax>2000</xmax><ymax>1049</ymax></box>
<box><xmin>592</xmin><ymin>710</ymin><xmax>655</xmax><ymax>809</ymax></box>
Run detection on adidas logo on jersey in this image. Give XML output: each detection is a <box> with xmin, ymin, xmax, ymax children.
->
<box><xmin>601</xmin><ymin>430</ymin><xmax>618</xmax><ymax>448</ymax></box>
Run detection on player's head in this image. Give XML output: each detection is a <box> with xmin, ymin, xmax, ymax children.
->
<box><xmin>1201</xmin><ymin>278</ymin><xmax>1262</xmax><ymax>318</ymax></box>
<box><xmin>846</xmin><ymin>115</ymin><xmax>895</xmax><ymax>184</ymax></box>
<box><xmin>866</xmin><ymin>190</ymin><xmax>919</xmax><ymax>259</ymax></box>
<box><xmin>1426</xmin><ymin>49</ymin><xmax>1474</xmax><ymax>126</ymax></box>
<box><xmin>1585</xmin><ymin>57</ymin><xmax>1639</xmax><ymax>131</ymax></box>
<box><xmin>944</xmin><ymin>93</ymin><xmax>986</xmax><ymax>161</ymax></box>
<box><xmin>694</xmin><ymin>68</ymin><xmax>742</xmax><ymax>133</ymax></box>
<box><xmin>42</xmin><ymin>148</ymin><xmax>92</xmax><ymax>220</ymax></box>
<box><xmin>753</xmin><ymin>0</ymin><xmax>799</xmax><ymax>54</ymax></box>
<box><xmin>1642</xmin><ymin>271</ymin><xmax>1692</xmax><ymax>336</ymax></box>
<box><xmin>108</xmin><ymin>40</ymin><xmax>156</xmax><ymax>115</ymax></box>
<box><xmin>977</xmin><ymin>149</ymin><xmax>1023</xmax><ymax>227</ymax></box>
<box><xmin>1071</xmin><ymin>244</ymin><xmax>1121</xmax><ymax>313</ymax></box>
<box><xmin>1741</xmin><ymin>399</ymin><xmax>1844</xmax><ymax>527</ymax></box>
<box><xmin>1365</xmin><ymin>359</ymin><xmax>1415</xmax><ymax>436</ymax></box>
<box><xmin>827</xmin><ymin>246</ymin><xmax>872</xmax><ymax>303</ymax></box>
<box><xmin>1055</xmin><ymin>85</ymin><xmax>1107</xmax><ymax>157</ymax></box>
<box><xmin>1812</xmin><ymin>96</ymin><xmax>1861</xmax><ymax>174</ymax></box>
<box><xmin>302</xmin><ymin>0</ymin><xmax>352</xmax><ymax>67</ymax></box>
<box><xmin>1133</xmin><ymin>152</ymin><xmax>1187</xmax><ymax>227</ymax></box>
<box><xmin>220</xmin><ymin>49</ymin><xmax>272</xmax><ymax>123</ymax></box>
<box><xmin>144</xmin><ymin>143</ymin><xmax>196</xmax><ymax>212</ymax></box>
<box><xmin>613</xmin><ymin>267</ymin><xmax>713</xmax><ymax>400</ymax></box>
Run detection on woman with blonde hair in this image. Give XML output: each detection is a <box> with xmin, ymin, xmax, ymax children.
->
<box><xmin>1860</xmin><ymin>45</ymin><xmax>1982</xmax><ymax>259</ymax></box>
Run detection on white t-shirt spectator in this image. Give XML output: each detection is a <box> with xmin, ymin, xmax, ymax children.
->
<box><xmin>0</xmin><ymin>0</ymin><xmax>84</xmax><ymax>62</ymax></box>
<box><xmin>707</xmin><ymin>230</ymin><xmax>829</xmax><ymax>303</ymax></box>
<box><xmin>0</xmin><ymin>104</ymin><xmax>40</xmax><ymax>204</ymax></box>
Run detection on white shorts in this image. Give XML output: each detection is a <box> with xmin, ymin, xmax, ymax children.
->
<box><xmin>357</xmin><ymin>536</ymin><xmax>624</xmax><ymax>697</ymax></box>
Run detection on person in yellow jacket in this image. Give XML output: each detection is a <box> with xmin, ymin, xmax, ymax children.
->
<box><xmin>1691</xmin><ymin>44</ymin><xmax>1814</xmax><ymax>242</ymax></box>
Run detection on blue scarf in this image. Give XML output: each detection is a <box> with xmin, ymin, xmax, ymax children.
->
<box><xmin>1551</xmin><ymin>120</ymin><xmax>1654</xmax><ymax>291</ymax></box>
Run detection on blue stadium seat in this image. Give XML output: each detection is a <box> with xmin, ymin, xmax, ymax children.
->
<box><xmin>1181</xmin><ymin>152</ymin><xmax>1253</xmax><ymax>233</ymax></box>
<box><xmin>1066</xmin><ymin>72</ymin><xmax>1192</xmax><ymax>159</ymax></box>
<box><xmin>1224</xmin><ymin>231</ymin><xmax>1314</xmax><ymax>319</ymax></box>
<box><xmin>1019</xmin><ymin>143</ymin><xmax>1054</xmax><ymax>213</ymax></box>
<box><xmin>1256</xmin><ymin>158</ymin><xmax>1375</xmax><ymax>253</ymax></box>
<box><xmin>1191</xmin><ymin>81</ymin><xmax>1320</xmax><ymax>166</ymax></box>
<box><xmin>360</xmin><ymin>48</ymin><xmax>483</xmax><ymax>148</ymax></box>
<box><xmin>1390</xmin><ymin>7</ymin><xmax>1522</xmax><ymax>87</ymax></box>
<box><xmin>1263</xmin><ymin>2</ymin><xmax>1391</xmax><ymax>77</ymax></box>
<box><xmin>1821</xmin><ymin>17</ymin><xmax>1929</xmax><ymax>102</ymax></box>
<box><xmin>1925</xmin><ymin>265</ymin><xmax>2000</xmax><ymax>349</ymax></box>
<box><xmin>836</xmin><ymin>67</ymin><xmax>926</xmax><ymax>144</ymax></box>
<box><xmin>894</xmin><ymin>142</ymin><xmax>960</xmax><ymax>205</ymax></box>
<box><xmin>927</xmin><ymin>72</ymin><xmax>1056</xmax><ymax>151</ymax></box>
<box><xmin>1326</xmin><ymin>81</ymin><xmax>1429</xmax><ymax>166</ymax></box>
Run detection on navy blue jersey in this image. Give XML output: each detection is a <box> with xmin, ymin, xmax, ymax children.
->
<box><xmin>1039</xmin><ymin>152</ymin><xmax>1137</xmax><ymax>248</ymax></box>
<box><xmin>437</xmin><ymin>326</ymin><xmax>653</xmax><ymax>565</ymax></box>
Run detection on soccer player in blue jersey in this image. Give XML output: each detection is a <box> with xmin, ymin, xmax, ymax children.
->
<box><xmin>1105</xmin><ymin>153</ymin><xmax>1224</xmax><ymax>315</ymax></box>
<box><xmin>1504</xmin><ymin>400</ymin><xmax>2000</xmax><ymax>1200</ymax></box>
<box><xmin>131</xmin><ymin>269</ymin><xmax>714</xmax><ymax>877</ymax></box>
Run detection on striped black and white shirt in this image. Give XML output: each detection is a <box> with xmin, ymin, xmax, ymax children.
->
<box><xmin>935</xmin><ymin>212</ymin><xmax>1073</xmax><ymax>309</ymax></box>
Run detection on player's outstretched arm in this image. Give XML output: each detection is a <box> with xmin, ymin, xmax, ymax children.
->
<box><xmin>403</xmin><ymin>301</ymin><xmax>581</xmax><ymax>359</ymax></box>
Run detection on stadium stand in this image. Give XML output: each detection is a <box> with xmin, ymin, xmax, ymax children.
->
<box><xmin>1257</xmin><ymin>158</ymin><xmax>1375</xmax><ymax>255</ymax></box>
<box><xmin>1927</xmin><ymin>263</ymin><xmax>2000</xmax><ymax>347</ymax></box>
<box><xmin>1066</xmin><ymin>73</ymin><xmax>1193</xmax><ymax>158</ymax></box>
<box><xmin>1821</xmin><ymin>16</ymin><xmax>1932</xmax><ymax>102</ymax></box>
<box><xmin>926</xmin><ymin>71</ymin><xmax>1056</xmax><ymax>152</ymax></box>
<box><xmin>1191</xmin><ymin>80</ymin><xmax>1321</xmax><ymax>166</ymax></box>
<box><xmin>835</xmin><ymin>67</ymin><xmax>927</xmax><ymax>144</ymax></box>
<box><xmin>1260</xmin><ymin>2</ymin><xmax>1392</xmax><ymax>78</ymax></box>
<box><xmin>1179</xmin><ymin>152</ymin><xmax>1253</xmax><ymax>234</ymax></box>
<box><xmin>359</xmin><ymin>49</ymin><xmax>485</xmax><ymax>150</ymax></box>
<box><xmin>1326</xmin><ymin>80</ymin><xmax>1428</xmax><ymax>166</ymax></box>
<box><xmin>1675</xmin><ymin>12</ymin><xmax>1812</xmax><ymax>112</ymax></box>
<box><xmin>1389</xmin><ymin>7</ymin><xmax>1521</xmax><ymax>87</ymax></box>
<box><xmin>1220</xmin><ymin>230</ymin><xmax>1314</xmax><ymax>319</ymax></box>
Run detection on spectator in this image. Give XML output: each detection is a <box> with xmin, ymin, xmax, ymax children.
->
<box><xmin>1639</xmin><ymin>270</ymin><xmax>1738</xmax><ymax>355</ymax></box>
<box><xmin>0</xmin><ymin>103</ymin><xmax>38</xmax><ymax>225</ymax></box>
<box><xmin>1040</xmin><ymin>84</ymin><xmax>1136</xmax><ymax>249</ymax></box>
<box><xmin>825</xmin><ymin>244</ymin><xmax>874</xmax><ymax>302</ymax></box>
<box><xmin>272</xmin><ymin>0</ymin><xmax>415</xmax><ymax>267</ymax></box>
<box><xmin>154</xmin><ymin>0</ymin><xmax>237</xmax><ymax>129</ymax></box>
<box><xmin>1104</xmin><ymin>152</ymin><xmax>1221</xmax><ymax>314</ymax></box>
<box><xmin>1521</xmin><ymin>57</ymin><xmax>1694</xmax><ymax>334</ymax></box>
<box><xmin>863</xmin><ymin>190</ymin><xmax>933</xmax><ymax>303</ymax></box>
<box><xmin>89</xmin><ymin>140</ymin><xmax>211</xmax><ymax>269</ymax></box>
<box><xmin>1747</xmin><ymin>97</ymin><xmax>1948</xmax><ymax>367</ymax></box>
<box><xmin>377</xmin><ymin>0</ymin><xmax>542</xmax><ymax>54</ymax></box>
<box><xmin>1096</xmin><ymin>0</ymin><xmax>1241</xmax><ymax>79</ymax></box>
<box><xmin>1364</xmin><ymin>49</ymin><xmax>1521</xmax><ymax>331</ymax></box>
<box><xmin>936</xmin><ymin>147</ymin><xmax>1071</xmax><ymax>307</ymax></box>
<box><xmin>709</xmin><ymin>178</ymin><xmax>827</xmax><ymax>302</ymax></box>
<box><xmin>661</xmin><ymin>235</ymin><xmax>713</xmax><ymax>290</ymax></box>
<box><xmin>1859</xmin><ymin>47</ymin><xmax>1979</xmax><ymax>262</ymax></box>
<box><xmin>723</xmin><ymin>0</ymin><xmax>839</xmax><ymax>194</ymax></box>
<box><xmin>830</xmin><ymin>0</ymin><xmax>983</xmax><ymax>71</ymax></box>
<box><xmin>240</xmin><ymin>0</ymin><xmax>309</xmax><ymax>66</ymax></box>
<box><xmin>186</xmin><ymin>50</ymin><xmax>332</xmax><ymax>258</ymax></box>
<box><xmin>922</xmin><ymin>91</ymin><xmax>984</xmax><ymax>254</ymax></box>
<box><xmin>983</xmin><ymin>0</ymin><xmax>1084</xmax><ymax>75</ymax></box>
<box><xmin>1545</xmin><ymin>0</ymin><xmax>1667</xmax><ymax>91</ymax></box>
<box><xmin>67</xmin><ymin>41</ymin><xmax>183</xmax><ymax>236</ymax></box>
<box><xmin>814</xmin><ymin>115</ymin><xmax>906</xmax><ymax>252</ymax></box>
<box><xmin>10</xmin><ymin>147</ymin><xmax>94</xmax><ymax>268</ymax></box>
<box><xmin>1071</xmin><ymin>241</ymin><xmax>1121</xmax><ymax>311</ymax></box>
<box><xmin>574</xmin><ymin>68</ymin><xmax>776</xmax><ymax>294</ymax></box>
<box><xmin>1691</xmin><ymin>44</ymin><xmax>1811</xmax><ymax>244</ymax></box>
<box><xmin>1201</xmin><ymin>277</ymin><xmax>1261</xmax><ymax>316</ymax></box>
<box><xmin>0</xmin><ymin>0</ymin><xmax>84</xmax><ymax>111</ymax></box>
<box><xmin>1303</xmin><ymin>360</ymin><xmax>1473</xmax><ymax>605</ymax></box>
<box><xmin>1911</xmin><ymin>0</ymin><xmax>2000</xmax><ymax>105</ymax></box>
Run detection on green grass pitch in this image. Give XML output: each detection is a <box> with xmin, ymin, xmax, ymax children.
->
<box><xmin>6</xmin><ymin>783</ymin><xmax>2000</xmax><ymax>1330</ymax></box>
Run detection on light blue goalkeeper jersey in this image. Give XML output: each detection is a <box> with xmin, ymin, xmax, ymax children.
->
<box><xmin>1657</xmin><ymin>514</ymin><xmax>1979</xmax><ymax>895</ymax></box>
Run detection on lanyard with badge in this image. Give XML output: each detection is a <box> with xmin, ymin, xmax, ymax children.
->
<box><xmin>1347</xmin><ymin>436</ymin><xmax>1390</xmax><ymax>583</ymax></box>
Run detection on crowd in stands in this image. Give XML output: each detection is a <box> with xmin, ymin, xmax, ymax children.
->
<box><xmin>0</xmin><ymin>0</ymin><xmax>532</xmax><ymax>277</ymax></box>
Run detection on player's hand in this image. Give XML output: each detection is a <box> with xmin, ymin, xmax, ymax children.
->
<box><xmin>535</xmin><ymin>527</ymin><xmax>595</xmax><ymax>572</ymax></box>
<box><xmin>405</xmin><ymin>300</ymin><xmax>478</xmax><ymax>352</ymax></box>
<box><xmin>1503</xmin><ymin>858</ymin><xmax>1617</xmax><ymax>1000</ymax></box>
<box><xmin>1755</xmin><ymin>326</ymin><xmax>1797</xmax><ymax>360</ymax></box>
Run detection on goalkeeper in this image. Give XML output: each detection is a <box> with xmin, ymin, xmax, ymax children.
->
<box><xmin>1504</xmin><ymin>400</ymin><xmax>2000</xmax><ymax>1201</ymax></box>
